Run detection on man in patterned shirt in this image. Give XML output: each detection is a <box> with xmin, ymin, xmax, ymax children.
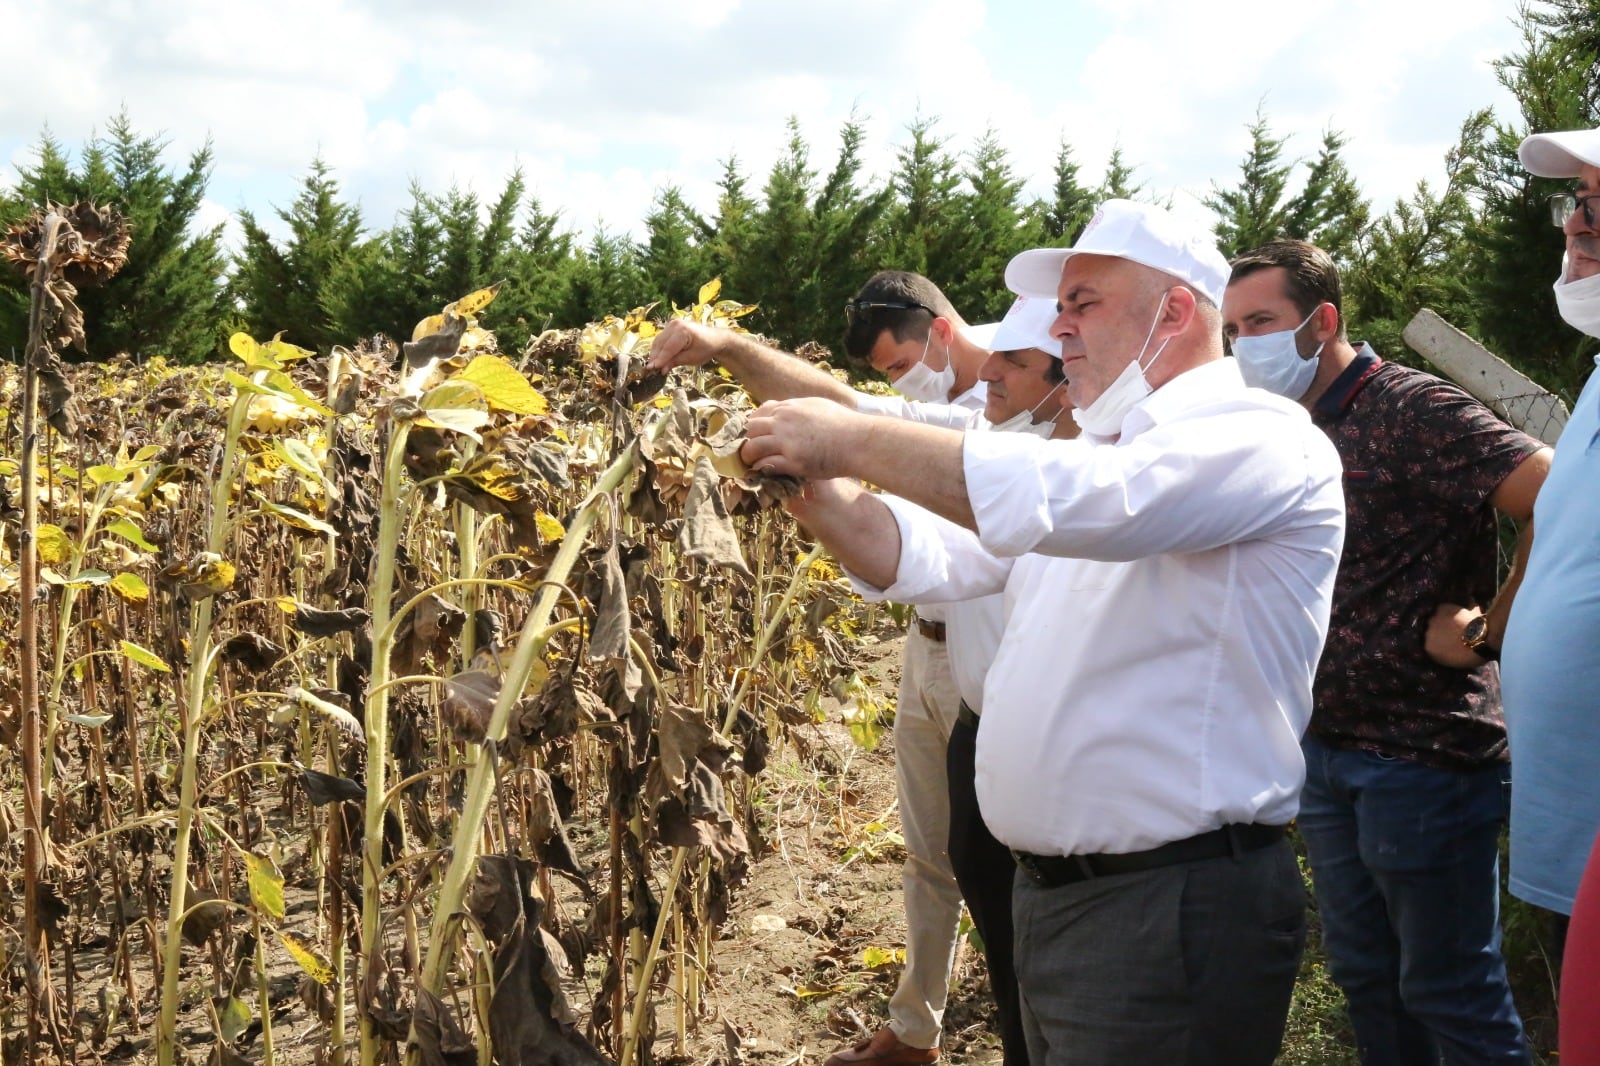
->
<box><xmin>1222</xmin><ymin>240</ymin><xmax>1552</xmax><ymax>1064</ymax></box>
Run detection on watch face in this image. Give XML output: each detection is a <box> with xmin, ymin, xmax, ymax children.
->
<box><xmin>1465</xmin><ymin>616</ymin><xmax>1488</xmax><ymax>644</ymax></box>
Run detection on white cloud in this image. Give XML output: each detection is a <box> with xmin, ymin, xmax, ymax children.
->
<box><xmin>0</xmin><ymin>0</ymin><xmax>1529</xmax><ymax>254</ymax></box>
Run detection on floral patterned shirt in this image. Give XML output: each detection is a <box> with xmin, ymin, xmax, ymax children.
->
<box><xmin>1309</xmin><ymin>346</ymin><xmax>1543</xmax><ymax>769</ymax></box>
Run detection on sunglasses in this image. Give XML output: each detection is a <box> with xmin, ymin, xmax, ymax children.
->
<box><xmin>843</xmin><ymin>298</ymin><xmax>934</xmax><ymax>321</ymax></box>
<box><xmin>1550</xmin><ymin>191</ymin><xmax>1600</xmax><ymax>230</ymax></box>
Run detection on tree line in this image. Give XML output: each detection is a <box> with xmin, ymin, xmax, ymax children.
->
<box><xmin>2</xmin><ymin>1</ymin><xmax>1595</xmax><ymax>399</ymax></box>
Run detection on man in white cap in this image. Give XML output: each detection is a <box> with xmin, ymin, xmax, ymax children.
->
<box><xmin>1501</xmin><ymin>128</ymin><xmax>1600</xmax><ymax>928</ymax></box>
<box><xmin>738</xmin><ymin>200</ymin><xmax>1346</xmax><ymax>1064</ymax></box>
<box><xmin>648</xmin><ymin>279</ymin><xmax>1060</xmax><ymax>1066</ymax></box>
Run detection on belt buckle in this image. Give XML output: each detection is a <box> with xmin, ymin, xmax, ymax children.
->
<box><xmin>1011</xmin><ymin>850</ymin><xmax>1050</xmax><ymax>886</ymax></box>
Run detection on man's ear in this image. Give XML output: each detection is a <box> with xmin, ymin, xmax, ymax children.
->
<box><xmin>1312</xmin><ymin>303</ymin><xmax>1340</xmax><ymax>342</ymax></box>
<box><xmin>930</xmin><ymin>316</ymin><xmax>956</xmax><ymax>345</ymax></box>
<box><xmin>1161</xmin><ymin>285</ymin><xmax>1200</xmax><ymax>334</ymax></box>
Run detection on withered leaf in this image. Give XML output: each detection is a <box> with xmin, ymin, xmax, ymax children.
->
<box><xmin>410</xmin><ymin>989</ymin><xmax>475</xmax><ymax>1066</ymax></box>
<box><xmin>293</xmin><ymin>604</ymin><xmax>370</xmax><ymax>638</ymax></box>
<box><xmin>680</xmin><ymin>456</ymin><xmax>752</xmax><ymax>577</ymax></box>
<box><xmin>735</xmin><ymin>707</ymin><xmax>769</xmax><ymax>777</ymax></box>
<box><xmin>467</xmin><ymin>856</ymin><xmax>612</xmax><ymax>1066</ymax></box>
<box><xmin>400</xmin><ymin>313</ymin><xmax>466</xmax><ymax>381</ymax></box>
<box><xmin>222</xmin><ymin>632</ymin><xmax>285</xmax><ymax>674</ymax></box>
<box><xmin>294</xmin><ymin>761</ymin><xmax>365</xmax><ymax>806</ymax></box>
<box><xmin>182</xmin><ymin>886</ymin><xmax>228</xmax><ymax>946</ymax></box>
<box><xmin>441</xmin><ymin>666</ymin><xmax>501</xmax><ymax>744</ymax></box>
<box><xmin>518</xmin><ymin>675</ymin><xmax>610</xmax><ymax>747</ymax></box>
<box><xmin>587</xmin><ymin>545</ymin><xmax>630</xmax><ymax>664</ymax></box>
<box><xmin>525</xmin><ymin>769</ymin><xmax>586</xmax><ymax>879</ymax></box>
<box><xmin>392</xmin><ymin>594</ymin><xmax>466</xmax><ymax>676</ymax></box>
<box><xmin>647</xmin><ymin>703</ymin><xmax>748</xmax><ymax>862</ymax></box>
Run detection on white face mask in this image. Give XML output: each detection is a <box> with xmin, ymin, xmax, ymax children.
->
<box><xmin>1554</xmin><ymin>257</ymin><xmax>1600</xmax><ymax>339</ymax></box>
<box><xmin>894</xmin><ymin>329</ymin><xmax>957</xmax><ymax>403</ymax></box>
<box><xmin>1232</xmin><ymin>306</ymin><xmax>1325</xmax><ymax>400</ymax></box>
<box><xmin>990</xmin><ymin>379</ymin><xmax>1065</xmax><ymax>435</ymax></box>
<box><xmin>1071</xmin><ymin>292</ymin><xmax>1172</xmax><ymax>437</ymax></box>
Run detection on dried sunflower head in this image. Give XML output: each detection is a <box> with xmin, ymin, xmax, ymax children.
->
<box><xmin>2</xmin><ymin>202</ymin><xmax>130</xmax><ymax>287</ymax></box>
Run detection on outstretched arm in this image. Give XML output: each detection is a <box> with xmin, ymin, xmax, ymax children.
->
<box><xmin>784</xmin><ymin>479</ymin><xmax>903</xmax><ymax>589</ymax></box>
<box><xmin>645</xmin><ymin>319</ymin><xmax>860</xmax><ymax>406</ymax></box>
<box><xmin>738</xmin><ymin>397</ymin><xmax>977</xmax><ymax>531</ymax></box>
<box><xmin>786</xmin><ymin>478</ymin><xmax>1015</xmax><ymax>602</ymax></box>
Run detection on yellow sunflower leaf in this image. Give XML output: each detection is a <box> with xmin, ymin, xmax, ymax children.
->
<box><xmin>119</xmin><ymin>639</ymin><xmax>171</xmax><ymax>673</ymax></box>
<box><xmin>36</xmin><ymin>523</ymin><xmax>71</xmax><ymax>565</ymax></box>
<box><xmin>457</xmin><ymin>355</ymin><xmax>550</xmax><ymax>415</ymax></box>
<box><xmin>279</xmin><ymin>930</ymin><xmax>336</xmax><ymax>986</ymax></box>
<box><xmin>535</xmin><ymin>511</ymin><xmax>565</xmax><ymax>543</ymax></box>
<box><xmin>109</xmin><ymin>572</ymin><xmax>150</xmax><ymax>603</ymax></box>
<box><xmin>447</xmin><ymin>281</ymin><xmax>504</xmax><ymax>319</ymax></box>
<box><xmin>244</xmin><ymin>853</ymin><xmax>286</xmax><ymax>921</ymax></box>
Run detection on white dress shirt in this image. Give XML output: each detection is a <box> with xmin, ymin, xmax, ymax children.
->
<box><xmin>852</xmin><ymin>360</ymin><xmax>1346</xmax><ymax>856</ymax></box>
<box><xmin>853</xmin><ymin>382</ymin><xmax>987</xmax><ymax>625</ymax></box>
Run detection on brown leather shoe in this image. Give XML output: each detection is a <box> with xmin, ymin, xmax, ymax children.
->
<box><xmin>823</xmin><ymin>1027</ymin><xmax>939</xmax><ymax>1066</ymax></box>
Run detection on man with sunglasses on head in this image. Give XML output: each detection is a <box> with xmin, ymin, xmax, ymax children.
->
<box><xmin>648</xmin><ymin>275</ymin><xmax>1027</xmax><ymax>1066</ymax></box>
<box><xmin>1222</xmin><ymin>239</ymin><xmax>1550</xmax><ymax>1065</ymax></box>
<box><xmin>1500</xmin><ymin>127</ymin><xmax>1600</xmax><ymax>1064</ymax></box>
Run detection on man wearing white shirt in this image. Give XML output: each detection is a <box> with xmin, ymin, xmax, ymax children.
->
<box><xmin>648</xmin><ymin>274</ymin><xmax>1011</xmax><ymax>1066</ymax></box>
<box><xmin>745</xmin><ymin>201</ymin><xmax>1347</xmax><ymax>1065</ymax></box>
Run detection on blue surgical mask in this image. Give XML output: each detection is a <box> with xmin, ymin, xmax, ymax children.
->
<box><xmin>1232</xmin><ymin>306</ymin><xmax>1324</xmax><ymax>401</ymax></box>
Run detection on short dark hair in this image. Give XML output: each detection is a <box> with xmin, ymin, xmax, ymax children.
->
<box><xmin>842</xmin><ymin>271</ymin><xmax>959</xmax><ymax>360</ymax></box>
<box><xmin>1228</xmin><ymin>240</ymin><xmax>1346</xmax><ymax>338</ymax></box>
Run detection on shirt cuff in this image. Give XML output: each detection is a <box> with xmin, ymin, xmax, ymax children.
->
<box><xmin>841</xmin><ymin>494</ymin><xmax>956</xmax><ymax>602</ymax></box>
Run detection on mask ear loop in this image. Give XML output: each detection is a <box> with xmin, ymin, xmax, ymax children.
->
<box><xmin>1027</xmin><ymin>379</ymin><xmax>1065</xmax><ymax>425</ymax></box>
<box><xmin>1136</xmin><ymin>292</ymin><xmax>1174</xmax><ymax>375</ymax></box>
<box><xmin>1297</xmin><ymin>304</ymin><xmax>1329</xmax><ymax>363</ymax></box>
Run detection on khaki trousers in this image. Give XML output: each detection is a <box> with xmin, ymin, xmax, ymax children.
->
<box><xmin>886</xmin><ymin>630</ymin><xmax>964</xmax><ymax>1050</ymax></box>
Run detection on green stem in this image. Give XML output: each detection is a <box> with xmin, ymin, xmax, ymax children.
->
<box><xmin>156</xmin><ymin>378</ymin><xmax>256</xmax><ymax>1066</ymax></box>
<box><xmin>410</xmin><ymin>445</ymin><xmax>640</xmax><ymax>1008</ymax></box>
<box><xmin>359</xmin><ymin>420</ymin><xmax>412</xmax><ymax>1066</ymax></box>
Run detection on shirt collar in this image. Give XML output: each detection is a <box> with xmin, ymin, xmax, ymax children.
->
<box><xmin>1117</xmin><ymin>358</ymin><xmax>1245</xmax><ymax>440</ymax></box>
<box><xmin>1312</xmin><ymin>343</ymin><xmax>1382</xmax><ymax>421</ymax></box>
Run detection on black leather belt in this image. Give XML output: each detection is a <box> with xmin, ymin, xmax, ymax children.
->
<box><xmin>956</xmin><ymin>701</ymin><xmax>979</xmax><ymax>729</ymax></box>
<box><xmin>915</xmin><ymin>618</ymin><xmax>947</xmax><ymax>642</ymax></box>
<box><xmin>1012</xmin><ymin>823</ymin><xmax>1288</xmax><ymax>888</ymax></box>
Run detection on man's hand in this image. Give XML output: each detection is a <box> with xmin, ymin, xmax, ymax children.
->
<box><xmin>739</xmin><ymin>397</ymin><xmax>867</xmax><ymax>480</ymax></box>
<box><xmin>1425</xmin><ymin>603</ymin><xmax>1487</xmax><ymax>670</ymax></box>
<box><xmin>645</xmin><ymin>319</ymin><xmax>727</xmax><ymax>372</ymax></box>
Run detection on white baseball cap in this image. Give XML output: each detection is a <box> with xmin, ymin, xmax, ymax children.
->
<box><xmin>960</xmin><ymin>296</ymin><xmax>1062</xmax><ymax>358</ymax></box>
<box><xmin>1519</xmin><ymin>127</ymin><xmax>1600</xmax><ymax>178</ymax></box>
<box><xmin>1005</xmin><ymin>199</ymin><xmax>1230</xmax><ymax>308</ymax></box>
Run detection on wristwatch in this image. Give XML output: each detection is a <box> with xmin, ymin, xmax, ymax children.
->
<box><xmin>1462</xmin><ymin>615</ymin><xmax>1499</xmax><ymax>662</ymax></box>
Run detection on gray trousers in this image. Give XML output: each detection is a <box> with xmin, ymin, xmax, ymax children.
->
<box><xmin>1012</xmin><ymin>836</ymin><xmax>1305</xmax><ymax>1066</ymax></box>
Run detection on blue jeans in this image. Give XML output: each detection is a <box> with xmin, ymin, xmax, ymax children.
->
<box><xmin>1298</xmin><ymin>735</ymin><xmax>1529</xmax><ymax>1065</ymax></box>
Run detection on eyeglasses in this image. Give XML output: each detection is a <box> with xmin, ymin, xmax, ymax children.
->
<box><xmin>843</xmin><ymin>298</ymin><xmax>935</xmax><ymax>322</ymax></box>
<box><xmin>1550</xmin><ymin>191</ymin><xmax>1600</xmax><ymax>230</ymax></box>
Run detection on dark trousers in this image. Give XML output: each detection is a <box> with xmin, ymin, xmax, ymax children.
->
<box><xmin>1298</xmin><ymin>736</ymin><xmax>1529</xmax><ymax>1064</ymax></box>
<box><xmin>1012</xmin><ymin>836</ymin><xmax>1305</xmax><ymax>1065</ymax></box>
<box><xmin>947</xmin><ymin>705</ymin><xmax>1028</xmax><ymax>1065</ymax></box>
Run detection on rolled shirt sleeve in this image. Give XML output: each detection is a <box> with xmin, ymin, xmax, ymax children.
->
<box><xmin>844</xmin><ymin>494</ymin><xmax>1014</xmax><ymax>604</ymax></box>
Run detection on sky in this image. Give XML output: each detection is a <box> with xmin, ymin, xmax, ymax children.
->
<box><xmin>0</xmin><ymin>0</ymin><xmax>1528</xmax><ymax>252</ymax></box>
